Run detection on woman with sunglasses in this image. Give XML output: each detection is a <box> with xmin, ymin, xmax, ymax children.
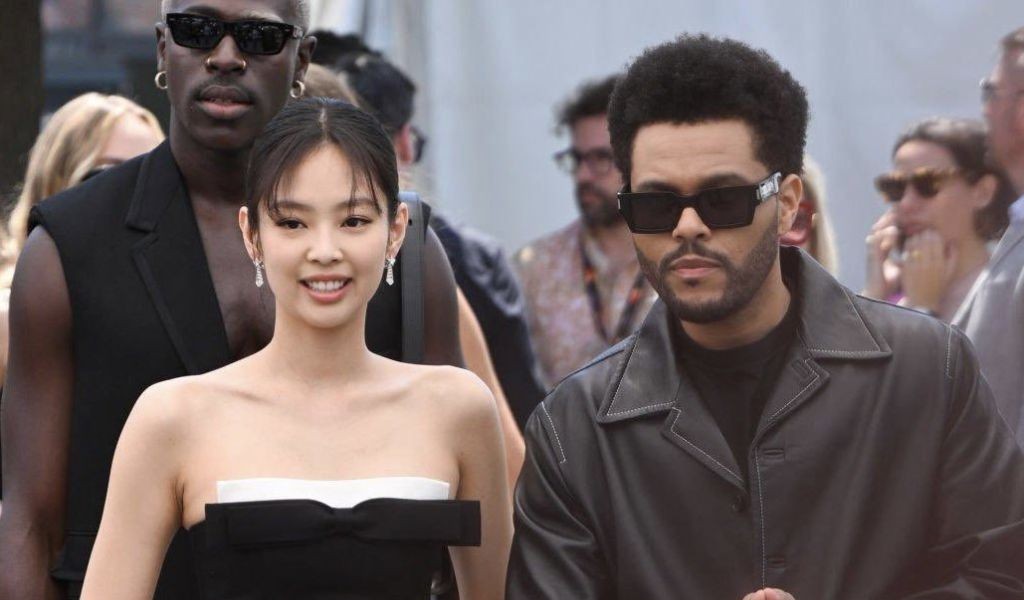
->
<box><xmin>80</xmin><ymin>99</ymin><xmax>511</xmax><ymax>599</ymax></box>
<box><xmin>864</xmin><ymin>117</ymin><xmax>1016</xmax><ymax>321</ymax></box>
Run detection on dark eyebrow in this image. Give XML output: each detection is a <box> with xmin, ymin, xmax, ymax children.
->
<box><xmin>634</xmin><ymin>173</ymin><xmax>755</xmax><ymax>195</ymax></box>
<box><xmin>274</xmin><ymin>197</ymin><xmax>381</xmax><ymax>213</ymax></box>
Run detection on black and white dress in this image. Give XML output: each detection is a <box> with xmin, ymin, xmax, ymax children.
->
<box><xmin>187</xmin><ymin>477</ymin><xmax>479</xmax><ymax>599</ymax></box>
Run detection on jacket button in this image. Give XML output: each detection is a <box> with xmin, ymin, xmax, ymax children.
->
<box><xmin>731</xmin><ymin>494</ymin><xmax>747</xmax><ymax>513</ymax></box>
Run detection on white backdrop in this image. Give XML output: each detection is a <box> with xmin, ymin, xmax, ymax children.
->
<box><xmin>318</xmin><ymin>1</ymin><xmax>1023</xmax><ymax>290</ymax></box>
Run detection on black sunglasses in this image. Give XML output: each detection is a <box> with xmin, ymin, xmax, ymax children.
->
<box><xmin>617</xmin><ymin>172</ymin><xmax>782</xmax><ymax>233</ymax></box>
<box><xmin>410</xmin><ymin>126</ymin><xmax>428</xmax><ymax>164</ymax></box>
<box><xmin>553</xmin><ymin>147</ymin><xmax>615</xmax><ymax>175</ymax></box>
<box><xmin>165</xmin><ymin>13</ymin><xmax>303</xmax><ymax>56</ymax></box>
<box><xmin>873</xmin><ymin>167</ymin><xmax>964</xmax><ymax>203</ymax></box>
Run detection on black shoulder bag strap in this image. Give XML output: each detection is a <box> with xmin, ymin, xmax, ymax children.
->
<box><xmin>398</xmin><ymin>191</ymin><xmax>426</xmax><ymax>364</ymax></box>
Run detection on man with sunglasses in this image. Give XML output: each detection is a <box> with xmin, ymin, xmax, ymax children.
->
<box><xmin>0</xmin><ymin>2</ymin><xmax>467</xmax><ymax>600</ymax></box>
<box><xmin>954</xmin><ymin>26</ymin><xmax>1024</xmax><ymax>443</ymax></box>
<box><xmin>514</xmin><ymin>75</ymin><xmax>655</xmax><ymax>387</ymax></box>
<box><xmin>507</xmin><ymin>35</ymin><xmax>1024</xmax><ymax>600</ymax></box>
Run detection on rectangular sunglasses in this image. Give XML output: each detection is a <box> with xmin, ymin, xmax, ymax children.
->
<box><xmin>618</xmin><ymin>172</ymin><xmax>782</xmax><ymax>233</ymax></box>
<box><xmin>165</xmin><ymin>13</ymin><xmax>303</xmax><ymax>56</ymax></box>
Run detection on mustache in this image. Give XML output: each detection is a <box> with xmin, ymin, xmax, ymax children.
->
<box><xmin>575</xmin><ymin>182</ymin><xmax>615</xmax><ymax>201</ymax></box>
<box><xmin>192</xmin><ymin>77</ymin><xmax>255</xmax><ymax>103</ymax></box>
<box><xmin>658</xmin><ymin>239</ymin><xmax>733</xmax><ymax>274</ymax></box>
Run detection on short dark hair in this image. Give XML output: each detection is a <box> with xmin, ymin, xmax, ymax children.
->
<box><xmin>608</xmin><ymin>34</ymin><xmax>809</xmax><ymax>182</ymax></box>
<box><xmin>246</xmin><ymin>98</ymin><xmax>399</xmax><ymax>242</ymax></box>
<box><xmin>310</xmin><ymin>32</ymin><xmax>416</xmax><ymax>134</ymax></box>
<box><xmin>893</xmin><ymin>117</ymin><xmax>1015</xmax><ymax>240</ymax></box>
<box><xmin>556</xmin><ymin>74</ymin><xmax>620</xmax><ymax>132</ymax></box>
<box><xmin>1001</xmin><ymin>26</ymin><xmax>1024</xmax><ymax>53</ymax></box>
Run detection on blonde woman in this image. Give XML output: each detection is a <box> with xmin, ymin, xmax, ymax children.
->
<box><xmin>780</xmin><ymin>156</ymin><xmax>839</xmax><ymax>274</ymax></box>
<box><xmin>0</xmin><ymin>94</ymin><xmax>163</xmax><ymax>380</ymax></box>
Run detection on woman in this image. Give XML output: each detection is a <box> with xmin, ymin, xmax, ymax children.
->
<box><xmin>0</xmin><ymin>93</ymin><xmax>163</xmax><ymax>380</ymax></box>
<box><xmin>81</xmin><ymin>99</ymin><xmax>511</xmax><ymax>599</ymax></box>
<box><xmin>864</xmin><ymin>117</ymin><xmax>1015</xmax><ymax>321</ymax></box>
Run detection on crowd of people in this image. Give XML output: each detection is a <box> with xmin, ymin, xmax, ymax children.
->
<box><xmin>0</xmin><ymin>1</ymin><xmax>1022</xmax><ymax>599</ymax></box>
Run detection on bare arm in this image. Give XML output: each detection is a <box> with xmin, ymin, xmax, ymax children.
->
<box><xmin>456</xmin><ymin>288</ymin><xmax>525</xmax><ymax>492</ymax></box>
<box><xmin>422</xmin><ymin>229</ymin><xmax>464</xmax><ymax>367</ymax></box>
<box><xmin>448</xmin><ymin>373</ymin><xmax>513</xmax><ymax>600</ymax></box>
<box><xmin>80</xmin><ymin>383</ymin><xmax>185</xmax><ymax>600</ymax></box>
<box><xmin>0</xmin><ymin>228</ymin><xmax>74</xmax><ymax>600</ymax></box>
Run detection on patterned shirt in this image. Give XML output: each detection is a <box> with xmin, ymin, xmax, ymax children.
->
<box><xmin>514</xmin><ymin>220</ymin><xmax>656</xmax><ymax>387</ymax></box>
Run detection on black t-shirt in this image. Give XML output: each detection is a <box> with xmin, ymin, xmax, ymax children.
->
<box><xmin>673</xmin><ymin>295</ymin><xmax>798</xmax><ymax>479</ymax></box>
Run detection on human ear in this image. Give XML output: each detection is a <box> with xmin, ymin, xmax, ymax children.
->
<box><xmin>971</xmin><ymin>174</ymin><xmax>999</xmax><ymax>211</ymax></box>
<box><xmin>776</xmin><ymin>174</ymin><xmax>804</xmax><ymax>237</ymax></box>
<box><xmin>387</xmin><ymin>203</ymin><xmax>410</xmax><ymax>260</ymax></box>
<box><xmin>295</xmin><ymin>35</ymin><xmax>317</xmax><ymax>88</ymax></box>
<box><xmin>155</xmin><ymin>22</ymin><xmax>167</xmax><ymax>72</ymax></box>
<box><xmin>238</xmin><ymin>207</ymin><xmax>260</xmax><ymax>262</ymax></box>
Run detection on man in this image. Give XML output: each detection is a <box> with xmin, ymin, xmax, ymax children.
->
<box><xmin>954</xmin><ymin>26</ymin><xmax>1024</xmax><ymax>442</ymax></box>
<box><xmin>314</xmin><ymin>32</ymin><xmax>548</xmax><ymax>427</ymax></box>
<box><xmin>507</xmin><ymin>35</ymin><xmax>1024</xmax><ymax>599</ymax></box>
<box><xmin>0</xmin><ymin>2</ymin><xmax>461</xmax><ymax>598</ymax></box>
<box><xmin>515</xmin><ymin>76</ymin><xmax>655</xmax><ymax>386</ymax></box>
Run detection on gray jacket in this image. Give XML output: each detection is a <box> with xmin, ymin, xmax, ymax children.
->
<box><xmin>508</xmin><ymin>248</ymin><xmax>1024</xmax><ymax>599</ymax></box>
<box><xmin>954</xmin><ymin>218</ymin><xmax>1024</xmax><ymax>443</ymax></box>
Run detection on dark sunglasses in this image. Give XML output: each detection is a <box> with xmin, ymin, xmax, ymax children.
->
<box><xmin>165</xmin><ymin>13</ymin><xmax>303</xmax><ymax>56</ymax></box>
<box><xmin>873</xmin><ymin>167</ymin><xmax>962</xmax><ymax>203</ymax></box>
<box><xmin>554</xmin><ymin>147</ymin><xmax>616</xmax><ymax>176</ymax></box>
<box><xmin>617</xmin><ymin>172</ymin><xmax>782</xmax><ymax>233</ymax></box>
<box><xmin>410</xmin><ymin>126</ymin><xmax>428</xmax><ymax>164</ymax></box>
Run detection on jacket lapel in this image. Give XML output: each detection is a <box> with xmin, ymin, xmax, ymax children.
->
<box><xmin>597</xmin><ymin>302</ymin><xmax>746</xmax><ymax>492</ymax></box>
<box><xmin>954</xmin><ymin>221</ymin><xmax>1024</xmax><ymax>325</ymax></box>
<box><xmin>125</xmin><ymin>142</ymin><xmax>232</xmax><ymax>375</ymax></box>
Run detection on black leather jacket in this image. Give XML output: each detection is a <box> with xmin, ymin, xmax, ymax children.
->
<box><xmin>508</xmin><ymin>249</ymin><xmax>1024</xmax><ymax>599</ymax></box>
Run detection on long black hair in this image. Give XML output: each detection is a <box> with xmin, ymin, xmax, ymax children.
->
<box><xmin>245</xmin><ymin>97</ymin><xmax>400</xmax><ymax>240</ymax></box>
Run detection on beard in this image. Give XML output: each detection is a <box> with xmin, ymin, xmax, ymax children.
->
<box><xmin>576</xmin><ymin>182</ymin><xmax>622</xmax><ymax>228</ymax></box>
<box><xmin>638</xmin><ymin>215</ymin><xmax>779</xmax><ymax>324</ymax></box>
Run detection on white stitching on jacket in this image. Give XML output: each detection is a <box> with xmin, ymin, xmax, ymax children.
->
<box><xmin>945</xmin><ymin>326</ymin><xmax>954</xmax><ymax>380</ymax></box>
<box><xmin>769</xmin><ymin>372</ymin><xmax>820</xmax><ymax>421</ymax></box>
<box><xmin>755</xmin><ymin>457</ymin><xmax>767</xmax><ymax>588</ymax></box>
<box><xmin>542</xmin><ymin>402</ymin><xmax>567</xmax><ymax>464</ymax></box>
<box><xmin>668</xmin><ymin>410</ymin><xmax>744</xmax><ymax>484</ymax></box>
<box><xmin>607</xmin><ymin>401</ymin><xmax>675</xmax><ymax>417</ymax></box>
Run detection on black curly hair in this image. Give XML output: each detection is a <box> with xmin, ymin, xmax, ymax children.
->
<box><xmin>608</xmin><ymin>34</ymin><xmax>809</xmax><ymax>182</ymax></box>
<box><xmin>556</xmin><ymin>74</ymin><xmax>620</xmax><ymax>132</ymax></box>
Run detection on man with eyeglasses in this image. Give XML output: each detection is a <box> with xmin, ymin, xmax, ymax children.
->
<box><xmin>514</xmin><ymin>75</ymin><xmax>655</xmax><ymax>386</ymax></box>
<box><xmin>954</xmin><ymin>26</ymin><xmax>1024</xmax><ymax>443</ymax></box>
<box><xmin>507</xmin><ymin>35</ymin><xmax>1024</xmax><ymax>600</ymax></box>
<box><xmin>0</xmin><ymin>2</ymin><xmax>467</xmax><ymax>599</ymax></box>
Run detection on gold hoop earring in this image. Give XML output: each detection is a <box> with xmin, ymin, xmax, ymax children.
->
<box><xmin>290</xmin><ymin>80</ymin><xmax>306</xmax><ymax>99</ymax></box>
<box><xmin>154</xmin><ymin>71</ymin><xmax>168</xmax><ymax>90</ymax></box>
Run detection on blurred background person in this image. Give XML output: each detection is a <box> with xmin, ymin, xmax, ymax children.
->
<box><xmin>314</xmin><ymin>31</ymin><xmax>546</xmax><ymax>427</ymax></box>
<box><xmin>514</xmin><ymin>75</ymin><xmax>655</xmax><ymax>387</ymax></box>
<box><xmin>956</xmin><ymin>26</ymin><xmax>1024</xmax><ymax>443</ymax></box>
<box><xmin>301</xmin><ymin>62</ymin><xmax>361</xmax><ymax>103</ymax></box>
<box><xmin>780</xmin><ymin>155</ymin><xmax>839</xmax><ymax>274</ymax></box>
<box><xmin>1</xmin><ymin>92</ymin><xmax>163</xmax><ymax>285</ymax></box>
<box><xmin>863</xmin><ymin>117</ymin><xmax>1014</xmax><ymax>322</ymax></box>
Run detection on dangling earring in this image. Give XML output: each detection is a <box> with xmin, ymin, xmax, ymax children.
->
<box><xmin>385</xmin><ymin>257</ymin><xmax>396</xmax><ymax>286</ymax></box>
<box><xmin>154</xmin><ymin>70</ymin><xmax>168</xmax><ymax>90</ymax></box>
<box><xmin>254</xmin><ymin>259</ymin><xmax>265</xmax><ymax>288</ymax></box>
<box><xmin>290</xmin><ymin>80</ymin><xmax>306</xmax><ymax>99</ymax></box>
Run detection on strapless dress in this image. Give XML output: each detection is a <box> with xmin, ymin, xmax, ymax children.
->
<box><xmin>187</xmin><ymin>477</ymin><xmax>479</xmax><ymax>599</ymax></box>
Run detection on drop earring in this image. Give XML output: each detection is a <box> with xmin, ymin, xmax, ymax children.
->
<box><xmin>254</xmin><ymin>259</ymin><xmax>265</xmax><ymax>288</ymax></box>
<box><xmin>385</xmin><ymin>257</ymin><xmax>396</xmax><ymax>286</ymax></box>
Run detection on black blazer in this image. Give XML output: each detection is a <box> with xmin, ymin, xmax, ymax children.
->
<box><xmin>28</xmin><ymin>141</ymin><xmax>423</xmax><ymax>599</ymax></box>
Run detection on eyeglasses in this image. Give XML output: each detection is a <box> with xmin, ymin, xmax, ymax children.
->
<box><xmin>874</xmin><ymin>167</ymin><xmax>963</xmax><ymax>203</ymax></box>
<box><xmin>164</xmin><ymin>13</ymin><xmax>303</xmax><ymax>56</ymax></box>
<box><xmin>554</xmin><ymin>147</ymin><xmax>615</xmax><ymax>176</ymax></box>
<box><xmin>410</xmin><ymin>126</ymin><xmax>428</xmax><ymax>164</ymax></box>
<box><xmin>980</xmin><ymin>77</ymin><xmax>1024</xmax><ymax>104</ymax></box>
<box><xmin>617</xmin><ymin>172</ymin><xmax>782</xmax><ymax>233</ymax></box>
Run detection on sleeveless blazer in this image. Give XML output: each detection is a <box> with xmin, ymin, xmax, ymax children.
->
<box><xmin>29</xmin><ymin>142</ymin><xmax>428</xmax><ymax>599</ymax></box>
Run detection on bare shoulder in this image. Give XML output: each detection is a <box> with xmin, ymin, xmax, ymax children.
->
<box><xmin>396</xmin><ymin>362</ymin><xmax>496</xmax><ymax>424</ymax></box>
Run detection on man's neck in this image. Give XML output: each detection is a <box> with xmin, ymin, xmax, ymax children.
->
<box><xmin>585</xmin><ymin>220</ymin><xmax>636</xmax><ymax>270</ymax></box>
<box><xmin>169</xmin><ymin>129</ymin><xmax>250</xmax><ymax>206</ymax></box>
<box><xmin>680</xmin><ymin>262</ymin><xmax>791</xmax><ymax>350</ymax></box>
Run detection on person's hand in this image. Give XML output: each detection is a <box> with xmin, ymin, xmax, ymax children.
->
<box><xmin>742</xmin><ymin>588</ymin><xmax>796</xmax><ymax>600</ymax></box>
<box><xmin>864</xmin><ymin>210</ymin><xmax>901</xmax><ymax>299</ymax></box>
<box><xmin>900</xmin><ymin>230</ymin><xmax>956</xmax><ymax>314</ymax></box>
